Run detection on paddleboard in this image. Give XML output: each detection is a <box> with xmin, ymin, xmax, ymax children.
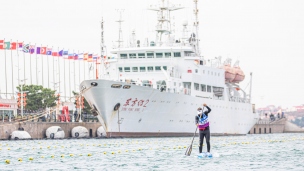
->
<box><xmin>197</xmin><ymin>152</ymin><xmax>212</xmax><ymax>158</ymax></box>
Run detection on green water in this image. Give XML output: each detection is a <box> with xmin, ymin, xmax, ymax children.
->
<box><xmin>0</xmin><ymin>133</ymin><xmax>303</xmax><ymax>171</ymax></box>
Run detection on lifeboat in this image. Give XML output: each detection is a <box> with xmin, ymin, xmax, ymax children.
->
<box><xmin>232</xmin><ymin>66</ymin><xmax>245</xmax><ymax>83</ymax></box>
<box><xmin>221</xmin><ymin>64</ymin><xmax>236</xmax><ymax>82</ymax></box>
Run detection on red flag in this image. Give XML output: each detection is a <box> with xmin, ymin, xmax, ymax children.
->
<box><xmin>10</xmin><ymin>42</ymin><xmax>16</xmax><ymax>50</ymax></box>
<box><xmin>40</xmin><ymin>47</ymin><xmax>46</xmax><ymax>54</ymax></box>
<box><xmin>68</xmin><ymin>54</ymin><xmax>74</xmax><ymax>59</ymax></box>
<box><xmin>0</xmin><ymin>40</ymin><xmax>4</xmax><ymax>49</ymax></box>
<box><xmin>52</xmin><ymin>52</ymin><xmax>58</xmax><ymax>56</ymax></box>
<box><xmin>83</xmin><ymin>53</ymin><xmax>88</xmax><ymax>60</ymax></box>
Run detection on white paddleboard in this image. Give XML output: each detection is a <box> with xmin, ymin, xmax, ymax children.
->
<box><xmin>197</xmin><ymin>152</ymin><xmax>213</xmax><ymax>158</ymax></box>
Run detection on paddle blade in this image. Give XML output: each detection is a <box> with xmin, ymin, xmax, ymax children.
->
<box><xmin>185</xmin><ymin>144</ymin><xmax>192</xmax><ymax>156</ymax></box>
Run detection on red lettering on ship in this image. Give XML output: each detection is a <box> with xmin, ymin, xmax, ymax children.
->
<box><xmin>143</xmin><ymin>99</ymin><xmax>149</xmax><ymax>107</ymax></box>
<box><xmin>122</xmin><ymin>98</ymin><xmax>150</xmax><ymax>112</ymax></box>
<box><xmin>123</xmin><ymin>98</ymin><xmax>132</xmax><ymax>106</ymax></box>
<box><xmin>138</xmin><ymin>100</ymin><xmax>144</xmax><ymax>106</ymax></box>
<box><xmin>131</xmin><ymin>98</ymin><xmax>138</xmax><ymax>106</ymax></box>
<box><xmin>128</xmin><ymin>108</ymin><xmax>133</xmax><ymax>111</ymax></box>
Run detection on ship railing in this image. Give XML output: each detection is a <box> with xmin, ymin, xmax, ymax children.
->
<box><xmin>229</xmin><ymin>96</ymin><xmax>250</xmax><ymax>103</ymax></box>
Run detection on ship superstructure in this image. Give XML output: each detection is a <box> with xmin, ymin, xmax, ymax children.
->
<box><xmin>80</xmin><ymin>0</ymin><xmax>258</xmax><ymax>137</ymax></box>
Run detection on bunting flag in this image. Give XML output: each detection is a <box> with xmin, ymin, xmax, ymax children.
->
<box><xmin>88</xmin><ymin>54</ymin><xmax>93</xmax><ymax>62</ymax></box>
<box><xmin>74</xmin><ymin>53</ymin><xmax>78</xmax><ymax>60</ymax></box>
<box><xmin>10</xmin><ymin>42</ymin><xmax>16</xmax><ymax>50</ymax></box>
<box><xmin>0</xmin><ymin>39</ymin><xmax>103</xmax><ymax>63</ymax></box>
<box><xmin>36</xmin><ymin>47</ymin><xmax>41</xmax><ymax>54</ymax></box>
<box><xmin>0</xmin><ymin>40</ymin><xmax>3</xmax><ymax>49</ymax></box>
<box><xmin>29</xmin><ymin>45</ymin><xmax>35</xmax><ymax>54</ymax></box>
<box><xmin>23</xmin><ymin>44</ymin><xmax>30</xmax><ymax>53</ymax></box>
<box><xmin>18</xmin><ymin>43</ymin><xmax>23</xmax><ymax>51</ymax></box>
<box><xmin>68</xmin><ymin>54</ymin><xmax>74</xmax><ymax>59</ymax></box>
<box><xmin>41</xmin><ymin>47</ymin><xmax>46</xmax><ymax>54</ymax></box>
<box><xmin>63</xmin><ymin>50</ymin><xmax>68</xmax><ymax>55</ymax></box>
<box><xmin>93</xmin><ymin>54</ymin><xmax>98</xmax><ymax>60</ymax></box>
<box><xmin>4</xmin><ymin>42</ymin><xmax>11</xmax><ymax>49</ymax></box>
<box><xmin>58</xmin><ymin>50</ymin><xmax>63</xmax><ymax>56</ymax></box>
<box><xmin>63</xmin><ymin>51</ymin><xmax>68</xmax><ymax>59</ymax></box>
<box><xmin>78</xmin><ymin>53</ymin><xmax>83</xmax><ymax>60</ymax></box>
<box><xmin>52</xmin><ymin>52</ymin><xmax>58</xmax><ymax>56</ymax></box>
<box><xmin>46</xmin><ymin>48</ymin><xmax>52</xmax><ymax>55</ymax></box>
<box><xmin>83</xmin><ymin>53</ymin><xmax>88</xmax><ymax>60</ymax></box>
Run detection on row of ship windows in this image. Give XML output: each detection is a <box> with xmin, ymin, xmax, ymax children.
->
<box><xmin>120</xmin><ymin>52</ymin><xmax>181</xmax><ymax>59</ymax></box>
<box><xmin>119</xmin><ymin>66</ymin><xmax>167</xmax><ymax>72</ymax></box>
<box><xmin>118</xmin><ymin>66</ymin><xmax>222</xmax><ymax>77</ymax></box>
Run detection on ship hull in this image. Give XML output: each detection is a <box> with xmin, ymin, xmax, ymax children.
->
<box><xmin>81</xmin><ymin>79</ymin><xmax>258</xmax><ymax>137</ymax></box>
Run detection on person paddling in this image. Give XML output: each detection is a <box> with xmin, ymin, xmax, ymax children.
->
<box><xmin>195</xmin><ymin>103</ymin><xmax>211</xmax><ymax>154</ymax></box>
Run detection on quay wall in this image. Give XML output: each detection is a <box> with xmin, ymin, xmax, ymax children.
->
<box><xmin>0</xmin><ymin>122</ymin><xmax>102</xmax><ymax>140</ymax></box>
<box><xmin>249</xmin><ymin>118</ymin><xmax>304</xmax><ymax>134</ymax></box>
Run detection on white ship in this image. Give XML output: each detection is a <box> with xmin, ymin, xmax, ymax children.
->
<box><xmin>80</xmin><ymin>0</ymin><xmax>259</xmax><ymax>137</ymax></box>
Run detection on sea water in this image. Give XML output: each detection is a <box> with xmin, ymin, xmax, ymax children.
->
<box><xmin>0</xmin><ymin>133</ymin><xmax>303</xmax><ymax>171</ymax></box>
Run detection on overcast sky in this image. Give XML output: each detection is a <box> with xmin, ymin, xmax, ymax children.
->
<box><xmin>0</xmin><ymin>0</ymin><xmax>304</xmax><ymax>108</ymax></box>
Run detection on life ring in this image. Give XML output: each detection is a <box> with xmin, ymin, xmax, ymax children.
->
<box><xmin>75</xmin><ymin>132</ymin><xmax>79</xmax><ymax>138</ymax></box>
<box><xmin>114</xmin><ymin>103</ymin><xmax>120</xmax><ymax>111</ymax></box>
<box><xmin>50</xmin><ymin>133</ymin><xmax>55</xmax><ymax>139</ymax></box>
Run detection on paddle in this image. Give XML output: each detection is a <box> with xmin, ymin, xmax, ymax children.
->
<box><xmin>185</xmin><ymin>107</ymin><xmax>204</xmax><ymax>156</ymax></box>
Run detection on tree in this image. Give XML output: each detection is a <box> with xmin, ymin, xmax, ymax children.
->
<box><xmin>16</xmin><ymin>85</ymin><xmax>57</xmax><ymax>111</ymax></box>
<box><xmin>72</xmin><ymin>91</ymin><xmax>90</xmax><ymax>113</ymax></box>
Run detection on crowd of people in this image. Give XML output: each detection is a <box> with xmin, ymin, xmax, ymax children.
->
<box><xmin>264</xmin><ymin>112</ymin><xmax>285</xmax><ymax>121</ymax></box>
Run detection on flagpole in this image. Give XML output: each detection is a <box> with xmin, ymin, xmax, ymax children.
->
<box><xmin>4</xmin><ymin>38</ymin><xmax>7</xmax><ymax>98</ymax></box>
<box><xmin>58</xmin><ymin>49</ymin><xmax>61</xmax><ymax>95</ymax></box>
<box><xmin>69</xmin><ymin>51</ymin><xmax>72</xmax><ymax>101</ymax></box>
<box><xmin>10</xmin><ymin>39</ymin><xmax>14</xmax><ymax>97</ymax></box>
<box><xmin>17</xmin><ymin>41</ymin><xmax>20</xmax><ymax>86</ymax></box>
<box><xmin>35</xmin><ymin>44</ymin><xmax>38</xmax><ymax>84</ymax></box>
<box><xmin>23</xmin><ymin>43</ymin><xmax>26</xmax><ymax>84</ymax></box>
<box><xmin>83</xmin><ymin>54</ymin><xmax>86</xmax><ymax>81</ymax></box>
<box><xmin>29</xmin><ymin>42</ymin><xmax>32</xmax><ymax>85</ymax></box>
<box><xmin>47</xmin><ymin>46</ymin><xmax>50</xmax><ymax>88</ymax></box>
<box><xmin>79</xmin><ymin>52</ymin><xmax>81</xmax><ymax>88</ymax></box>
<box><xmin>41</xmin><ymin>44</ymin><xmax>43</xmax><ymax>86</ymax></box>
<box><xmin>74</xmin><ymin>54</ymin><xmax>76</xmax><ymax>92</ymax></box>
<box><xmin>64</xmin><ymin>51</ymin><xmax>66</xmax><ymax>102</ymax></box>
<box><xmin>53</xmin><ymin>47</ymin><xmax>55</xmax><ymax>90</ymax></box>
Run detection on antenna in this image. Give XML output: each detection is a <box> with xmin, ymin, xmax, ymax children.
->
<box><xmin>100</xmin><ymin>17</ymin><xmax>105</xmax><ymax>56</ymax></box>
<box><xmin>115</xmin><ymin>9</ymin><xmax>125</xmax><ymax>48</ymax></box>
<box><xmin>148</xmin><ymin>0</ymin><xmax>183</xmax><ymax>46</ymax></box>
<box><xmin>193</xmin><ymin>0</ymin><xmax>200</xmax><ymax>56</ymax></box>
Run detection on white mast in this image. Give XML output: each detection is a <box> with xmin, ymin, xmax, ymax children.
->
<box><xmin>100</xmin><ymin>17</ymin><xmax>105</xmax><ymax>79</ymax></box>
<box><xmin>193</xmin><ymin>0</ymin><xmax>200</xmax><ymax>56</ymax></box>
<box><xmin>115</xmin><ymin>9</ymin><xmax>124</xmax><ymax>48</ymax></box>
<box><xmin>148</xmin><ymin>0</ymin><xmax>183</xmax><ymax>46</ymax></box>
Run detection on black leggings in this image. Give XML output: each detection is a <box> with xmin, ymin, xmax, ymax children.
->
<box><xmin>199</xmin><ymin>129</ymin><xmax>210</xmax><ymax>153</ymax></box>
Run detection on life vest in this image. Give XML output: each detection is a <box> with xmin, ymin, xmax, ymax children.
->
<box><xmin>198</xmin><ymin>114</ymin><xmax>209</xmax><ymax>130</ymax></box>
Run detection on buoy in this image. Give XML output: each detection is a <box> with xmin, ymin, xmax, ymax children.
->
<box><xmin>51</xmin><ymin>155</ymin><xmax>54</xmax><ymax>158</ymax></box>
<box><xmin>88</xmin><ymin>153</ymin><xmax>92</xmax><ymax>156</ymax></box>
<box><xmin>111</xmin><ymin>152</ymin><xmax>115</xmax><ymax>154</ymax></box>
<box><xmin>29</xmin><ymin>157</ymin><xmax>34</xmax><ymax>161</ymax></box>
<box><xmin>103</xmin><ymin>152</ymin><xmax>106</xmax><ymax>154</ymax></box>
<box><xmin>61</xmin><ymin>154</ymin><xmax>64</xmax><ymax>158</ymax></box>
<box><xmin>5</xmin><ymin>159</ymin><xmax>10</xmax><ymax>164</ymax></box>
<box><xmin>41</xmin><ymin>156</ymin><xmax>44</xmax><ymax>158</ymax></box>
<box><xmin>18</xmin><ymin>158</ymin><xmax>22</xmax><ymax>162</ymax></box>
<box><xmin>70</xmin><ymin>154</ymin><xmax>74</xmax><ymax>157</ymax></box>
